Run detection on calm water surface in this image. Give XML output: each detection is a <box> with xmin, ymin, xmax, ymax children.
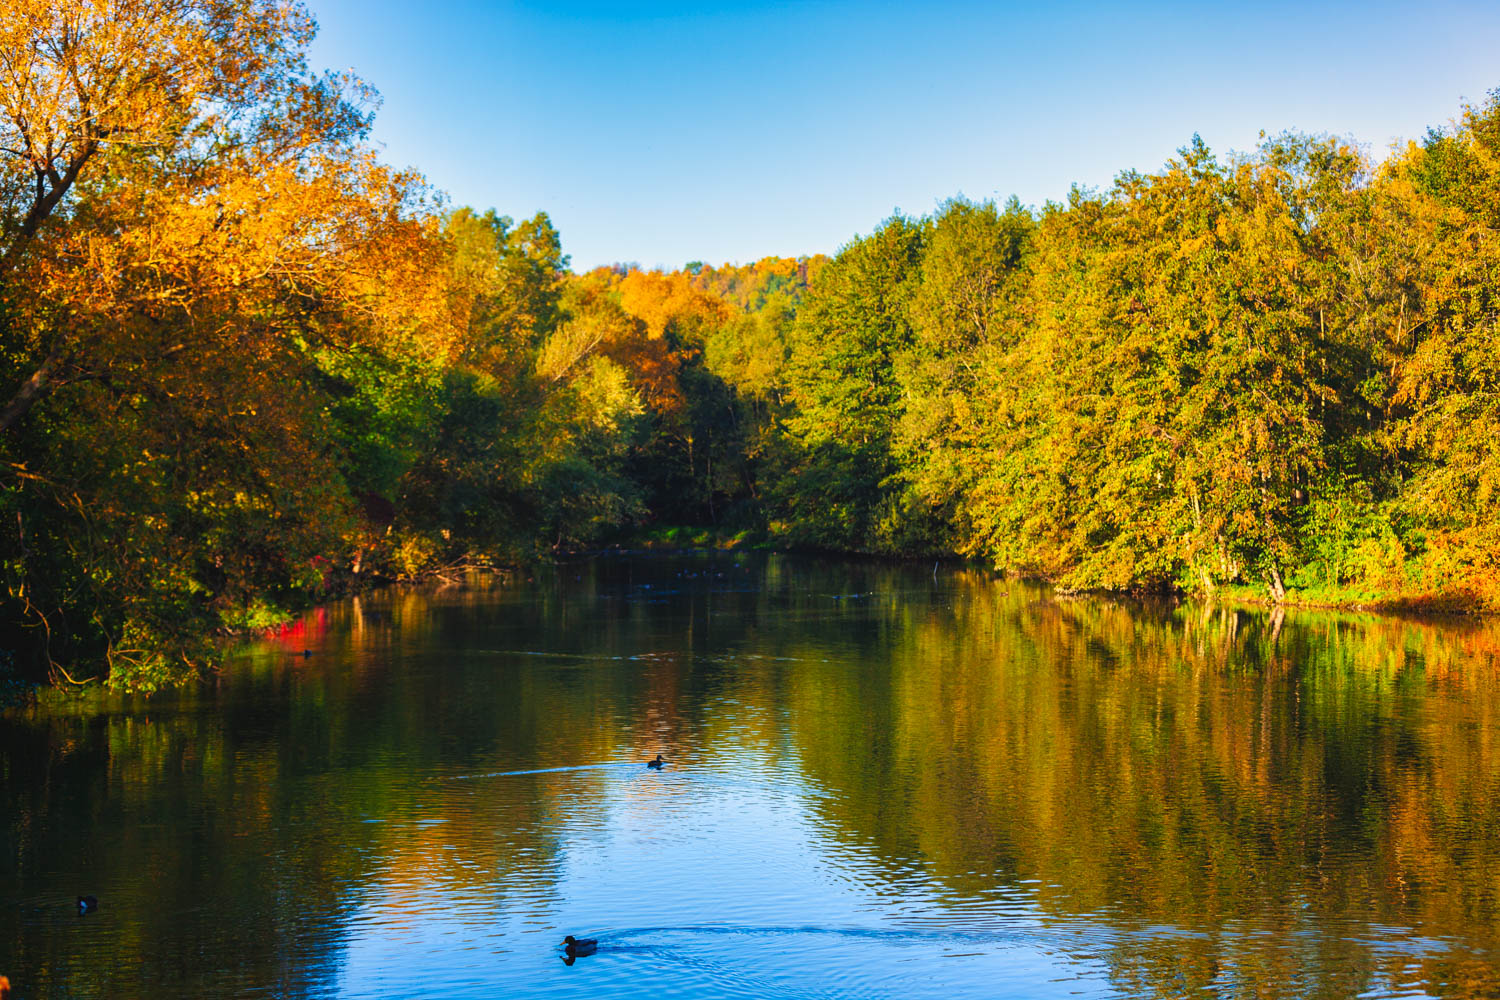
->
<box><xmin>5</xmin><ymin>553</ymin><xmax>1500</xmax><ymax>997</ymax></box>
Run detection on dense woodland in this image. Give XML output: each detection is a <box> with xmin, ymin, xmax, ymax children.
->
<box><xmin>3</xmin><ymin>0</ymin><xmax>1500</xmax><ymax>690</ymax></box>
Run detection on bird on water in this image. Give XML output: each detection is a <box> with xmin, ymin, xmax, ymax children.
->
<box><xmin>77</xmin><ymin>895</ymin><xmax>98</xmax><ymax>914</ymax></box>
<box><xmin>647</xmin><ymin>754</ymin><xmax>666</xmax><ymax>769</ymax></box>
<box><xmin>560</xmin><ymin>935</ymin><xmax>598</xmax><ymax>964</ymax></box>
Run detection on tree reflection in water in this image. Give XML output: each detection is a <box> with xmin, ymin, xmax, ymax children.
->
<box><xmin>4</xmin><ymin>554</ymin><xmax>1499</xmax><ymax>998</ymax></box>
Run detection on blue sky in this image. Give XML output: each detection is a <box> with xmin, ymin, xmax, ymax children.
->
<box><xmin>307</xmin><ymin>1</ymin><xmax>1500</xmax><ymax>271</ymax></box>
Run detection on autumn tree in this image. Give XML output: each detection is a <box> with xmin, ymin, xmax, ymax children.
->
<box><xmin>0</xmin><ymin>0</ymin><xmax>459</xmax><ymax>688</ymax></box>
<box><xmin>1370</xmin><ymin>91</ymin><xmax>1500</xmax><ymax>605</ymax></box>
<box><xmin>894</xmin><ymin>197</ymin><xmax>1033</xmax><ymax>545</ymax></box>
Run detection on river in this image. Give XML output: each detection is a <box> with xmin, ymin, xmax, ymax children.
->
<box><xmin>4</xmin><ymin>552</ymin><xmax>1500</xmax><ymax>998</ymax></box>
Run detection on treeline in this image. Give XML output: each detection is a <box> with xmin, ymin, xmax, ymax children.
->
<box><xmin>3</xmin><ymin>1</ymin><xmax>1499</xmax><ymax>691</ymax></box>
<box><xmin>762</xmin><ymin>117</ymin><xmax>1500</xmax><ymax>611</ymax></box>
<box><xmin>655</xmin><ymin>104</ymin><xmax>1500</xmax><ymax>619</ymax></box>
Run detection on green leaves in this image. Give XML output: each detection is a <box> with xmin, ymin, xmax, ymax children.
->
<box><xmin>749</xmin><ymin>107</ymin><xmax>1500</xmax><ymax>610</ymax></box>
<box><xmin>777</xmin><ymin>215</ymin><xmax>935</xmax><ymax>554</ymax></box>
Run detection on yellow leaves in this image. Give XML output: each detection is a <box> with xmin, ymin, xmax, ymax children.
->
<box><xmin>687</xmin><ymin>255</ymin><xmax>820</xmax><ymax>310</ymax></box>
<box><xmin>0</xmin><ymin>0</ymin><xmax>453</xmax><ymax>369</ymax></box>
<box><xmin>3</xmin><ymin>4</ymin><xmax>402</xmax><ymax>286</ymax></box>
<box><xmin>14</xmin><ymin>104</ymin><xmax>456</xmax><ymax>378</ymax></box>
<box><xmin>0</xmin><ymin>0</ymin><xmax>214</xmax><ymax>150</ymax></box>
<box><xmin>536</xmin><ymin>320</ymin><xmax>605</xmax><ymax>383</ymax></box>
<box><xmin>556</xmin><ymin>269</ymin><xmax>692</xmax><ymax>416</ymax></box>
<box><xmin>0</xmin><ymin>0</ymin><xmax>329</xmax><ymax>269</ymax></box>
<box><xmin>1177</xmin><ymin>233</ymin><xmax>1211</xmax><ymax>258</ymax></box>
<box><xmin>616</xmin><ymin>269</ymin><xmax>728</xmax><ymax>339</ymax></box>
<box><xmin>572</xmin><ymin>356</ymin><xmax>644</xmax><ymax>434</ymax></box>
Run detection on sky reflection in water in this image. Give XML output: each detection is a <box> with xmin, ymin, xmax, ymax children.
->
<box><xmin>4</xmin><ymin>553</ymin><xmax>1500</xmax><ymax>998</ymax></box>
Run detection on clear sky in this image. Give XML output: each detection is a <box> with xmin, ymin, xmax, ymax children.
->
<box><xmin>306</xmin><ymin>0</ymin><xmax>1500</xmax><ymax>271</ymax></box>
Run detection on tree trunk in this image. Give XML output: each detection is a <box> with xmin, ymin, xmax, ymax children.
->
<box><xmin>706</xmin><ymin>454</ymin><xmax>715</xmax><ymax>523</ymax></box>
<box><xmin>0</xmin><ymin>347</ymin><xmax>68</xmax><ymax>434</ymax></box>
<box><xmin>1266</xmin><ymin>564</ymin><xmax>1287</xmax><ymax>604</ymax></box>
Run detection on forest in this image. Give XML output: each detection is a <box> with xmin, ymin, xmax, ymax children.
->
<box><xmin>3</xmin><ymin>0</ymin><xmax>1500</xmax><ymax>690</ymax></box>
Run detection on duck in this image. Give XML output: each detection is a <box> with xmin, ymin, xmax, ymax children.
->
<box><xmin>561</xmin><ymin>935</ymin><xmax>597</xmax><ymax>959</ymax></box>
<box><xmin>646</xmin><ymin>754</ymin><xmax>666</xmax><ymax>769</ymax></box>
<box><xmin>77</xmin><ymin>895</ymin><xmax>98</xmax><ymax>914</ymax></box>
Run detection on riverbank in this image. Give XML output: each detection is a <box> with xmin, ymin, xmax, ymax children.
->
<box><xmin>626</xmin><ymin>526</ymin><xmax>1498</xmax><ymax>618</ymax></box>
<box><xmin>1208</xmin><ymin>582</ymin><xmax>1491</xmax><ymax>617</ymax></box>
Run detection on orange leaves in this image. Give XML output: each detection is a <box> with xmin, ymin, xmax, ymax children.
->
<box><xmin>606</xmin><ymin>330</ymin><xmax>685</xmax><ymax>416</ymax></box>
<box><xmin>0</xmin><ymin>1</ymin><xmax>332</xmax><ymax>272</ymax></box>
<box><xmin>616</xmin><ymin>268</ymin><xmax>728</xmax><ymax>341</ymax></box>
<box><xmin>20</xmin><ymin>143</ymin><xmax>456</xmax><ymax>372</ymax></box>
<box><xmin>686</xmin><ymin>255</ymin><xmax>822</xmax><ymax>311</ymax></box>
<box><xmin>544</xmin><ymin>258</ymin><xmax>817</xmax><ymax>435</ymax></box>
<box><xmin>558</xmin><ymin>272</ymin><xmax>682</xmax><ymax>415</ymax></box>
<box><xmin>0</xmin><ymin>0</ymin><xmax>458</xmax><ymax>392</ymax></box>
<box><xmin>553</xmin><ymin>266</ymin><xmax>741</xmax><ymax>420</ymax></box>
<box><xmin>0</xmin><ymin>0</ymin><xmax>466</xmax><ymax>688</ymax></box>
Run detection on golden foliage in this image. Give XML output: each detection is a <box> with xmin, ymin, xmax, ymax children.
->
<box><xmin>616</xmin><ymin>269</ymin><xmax>729</xmax><ymax>340</ymax></box>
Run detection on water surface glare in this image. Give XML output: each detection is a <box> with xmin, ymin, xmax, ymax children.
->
<box><xmin>5</xmin><ymin>553</ymin><xmax>1500</xmax><ymax>997</ymax></box>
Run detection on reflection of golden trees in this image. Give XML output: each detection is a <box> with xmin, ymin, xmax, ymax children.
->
<box><xmin>9</xmin><ymin>558</ymin><xmax>1500</xmax><ymax>996</ymax></box>
<box><xmin>775</xmin><ymin>574</ymin><xmax>1500</xmax><ymax>997</ymax></box>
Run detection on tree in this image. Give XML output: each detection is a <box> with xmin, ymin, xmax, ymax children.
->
<box><xmin>0</xmin><ymin>0</ymin><xmax>459</xmax><ymax>688</ymax></box>
<box><xmin>896</xmin><ymin>197</ymin><xmax>1034</xmax><ymax>542</ymax></box>
<box><xmin>776</xmin><ymin>215</ymin><xmax>933</xmax><ymax>553</ymax></box>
